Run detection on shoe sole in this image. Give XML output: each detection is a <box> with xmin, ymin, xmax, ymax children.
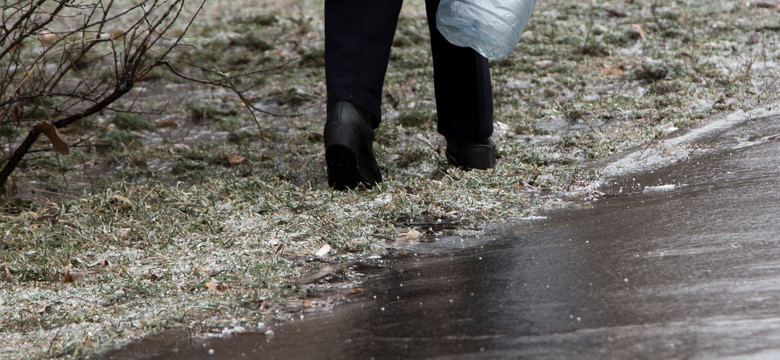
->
<box><xmin>326</xmin><ymin>145</ymin><xmax>379</xmax><ymax>190</ymax></box>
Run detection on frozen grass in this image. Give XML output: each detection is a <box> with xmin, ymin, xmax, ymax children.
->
<box><xmin>1</xmin><ymin>0</ymin><xmax>779</xmax><ymax>358</ymax></box>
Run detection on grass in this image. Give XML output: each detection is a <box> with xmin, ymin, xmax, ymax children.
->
<box><xmin>1</xmin><ymin>0</ymin><xmax>779</xmax><ymax>358</ymax></box>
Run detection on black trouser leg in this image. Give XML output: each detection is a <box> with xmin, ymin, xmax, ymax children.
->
<box><xmin>324</xmin><ymin>0</ymin><xmax>403</xmax><ymax>127</ymax></box>
<box><xmin>425</xmin><ymin>0</ymin><xmax>493</xmax><ymax>141</ymax></box>
<box><xmin>325</xmin><ymin>0</ymin><xmax>493</xmax><ymax>141</ymax></box>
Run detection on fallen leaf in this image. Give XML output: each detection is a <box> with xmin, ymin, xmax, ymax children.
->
<box><xmin>604</xmin><ymin>8</ymin><xmax>628</xmax><ymax>17</ymax></box>
<box><xmin>154</xmin><ymin>120</ymin><xmax>178</xmax><ymax>128</ymax></box>
<box><xmin>109</xmin><ymin>194</ymin><xmax>134</xmax><ymax>210</ymax></box>
<box><xmin>753</xmin><ymin>2</ymin><xmax>779</xmax><ymax>9</ymax></box>
<box><xmin>111</xmin><ymin>29</ymin><xmax>125</xmax><ymax>39</ymax></box>
<box><xmin>34</xmin><ymin>121</ymin><xmax>69</xmax><ymax>155</ymax></box>
<box><xmin>226</xmin><ymin>154</ymin><xmax>247</xmax><ymax>166</ymax></box>
<box><xmin>406</xmin><ymin>229</ymin><xmax>422</xmax><ymax>241</ymax></box>
<box><xmin>64</xmin><ymin>271</ymin><xmax>85</xmax><ymax>283</ymax></box>
<box><xmin>631</xmin><ymin>24</ymin><xmax>646</xmax><ymax>39</ymax></box>
<box><xmin>206</xmin><ymin>281</ymin><xmax>227</xmax><ymax>292</ymax></box>
<box><xmin>602</xmin><ymin>67</ymin><xmax>625</xmax><ymax>76</ymax></box>
<box><xmin>307</xmin><ymin>131</ymin><xmax>324</xmax><ymax>142</ymax></box>
<box><xmin>148</xmin><ymin>272</ymin><xmax>164</xmax><ymax>281</ymax></box>
<box><xmin>39</xmin><ymin>32</ymin><xmax>60</xmax><ymax>44</ymax></box>
<box><xmin>314</xmin><ymin>244</ymin><xmax>332</xmax><ymax>257</ymax></box>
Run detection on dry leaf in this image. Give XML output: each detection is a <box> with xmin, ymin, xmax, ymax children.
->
<box><xmin>110</xmin><ymin>194</ymin><xmax>134</xmax><ymax>210</ymax></box>
<box><xmin>148</xmin><ymin>272</ymin><xmax>164</xmax><ymax>281</ymax></box>
<box><xmin>226</xmin><ymin>154</ymin><xmax>247</xmax><ymax>166</ymax></box>
<box><xmin>206</xmin><ymin>281</ymin><xmax>227</xmax><ymax>292</ymax></box>
<box><xmin>631</xmin><ymin>24</ymin><xmax>646</xmax><ymax>39</ymax></box>
<box><xmin>64</xmin><ymin>271</ymin><xmax>85</xmax><ymax>283</ymax></box>
<box><xmin>602</xmin><ymin>67</ymin><xmax>625</xmax><ymax>76</ymax></box>
<box><xmin>349</xmin><ymin>288</ymin><xmax>365</xmax><ymax>295</ymax></box>
<box><xmin>35</xmin><ymin>214</ymin><xmax>58</xmax><ymax>225</ymax></box>
<box><xmin>604</xmin><ymin>8</ymin><xmax>628</xmax><ymax>17</ymax></box>
<box><xmin>34</xmin><ymin>121</ymin><xmax>69</xmax><ymax>155</ymax></box>
<box><xmin>97</xmin><ymin>29</ymin><xmax>125</xmax><ymax>40</ymax></box>
<box><xmin>39</xmin><ymin>32</ymin><xmax>60</xmax><ymax>44</ymax></box>
<box><xmin>314</xmin><ymin>244</ymin><xmax>332</xmax><ymax>257</ymax></box>
<box><xmin>753</xmin><ymin>2</ymin><xmax>779</xmax><ymax>9</ymax></box>
<box><xmin>406</xmin><ymin>229</ymin><xmax>422</xmax><ymax>241</ymax></box>
<box><xmin>154</xmin><ymin>120</ymin><xmax>178</xmax><ymax>128</ymax></box>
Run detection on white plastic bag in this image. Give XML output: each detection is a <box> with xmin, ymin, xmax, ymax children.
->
<box><xmin>436</xmin><ymin>0</ymin><xmax>537</xmax><ymax>60</ymax></box>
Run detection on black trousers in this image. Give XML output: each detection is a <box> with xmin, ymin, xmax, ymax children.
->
<box><xmin>324</xmin><ymin>0</ymin><xmax>493</xmax><ymax>141</ymax></box>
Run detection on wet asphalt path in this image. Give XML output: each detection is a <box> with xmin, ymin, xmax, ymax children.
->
<box><xmin>101</xmin><ymin>111</ymin><xmax>780</xmax><ymax>359</ymax></box>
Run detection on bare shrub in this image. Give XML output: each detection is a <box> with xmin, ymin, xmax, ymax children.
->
<box><xmin>0</xmin><ymin>0</ymin><xmax>204</xmax><ymax>191</ymax></box>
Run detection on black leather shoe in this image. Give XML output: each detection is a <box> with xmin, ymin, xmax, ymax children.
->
<box><xmin>324</xmin><ymin>101</ymin><xmax>382</xmax><ymax>190</ymax></box>
<box><xmin>445</xmin><ymin>137</ymin><xmax>497</xmax><ymax>170</ymax></box>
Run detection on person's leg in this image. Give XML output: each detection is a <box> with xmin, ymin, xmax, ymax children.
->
<box><xmin>323</xmin><ymin>0</ymin><xmax>403</xmax><ymax>189</ymax></box>
<box><xmin>424</xmin><ymin>0</ymin><xmax>496</xmax><ymax>169</ymax></box>
<box><xmin>325</xmin><ymin>0</ymin><xmax>403</xmax><ymax>126</ymax></box>
<box><xmin>424</xmin><ymin>0</ymin><xmax>494</xmax><ymax>141</ymax></box>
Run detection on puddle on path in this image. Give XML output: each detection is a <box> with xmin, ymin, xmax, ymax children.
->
<box><xmin>96</xmin><ymin>112</ymin><xmax>780</xmax><ymax>359</ymax></box>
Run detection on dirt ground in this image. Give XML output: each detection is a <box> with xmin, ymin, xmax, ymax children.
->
<box><xmin>1</xmin><ymin>0</ymin><xmax>778</xmax><ymax>358</ymax></box>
